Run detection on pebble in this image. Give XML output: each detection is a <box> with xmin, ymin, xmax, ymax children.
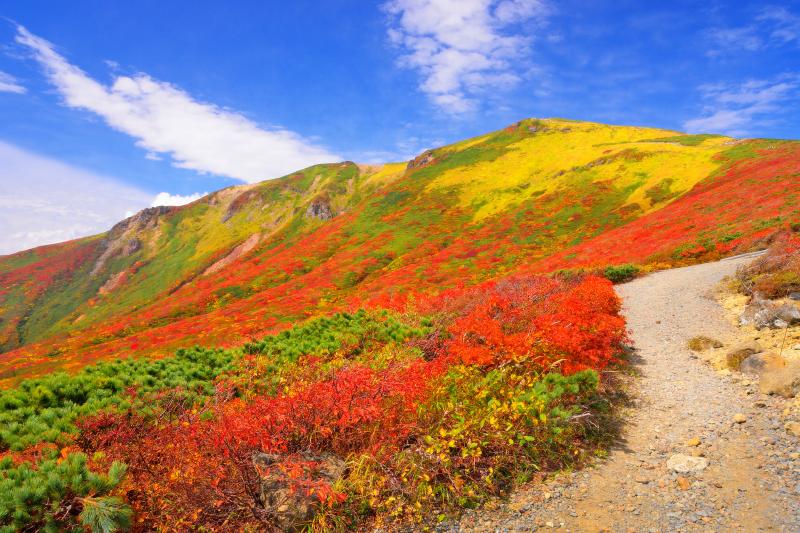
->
<box><xmin>733</xmin><ymin>413</ymin><xmax>747</xmax><ymax>424</ymax></box>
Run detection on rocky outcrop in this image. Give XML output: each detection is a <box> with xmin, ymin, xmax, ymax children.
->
<box><xmin>252</xmin><ymin>452</ymin><xmax>346</xmax><ymax>532</ymax></box>
<box><xmin>91</xmin><ymin>207</ymin><xmax>175</xmax><ymax>276</ymax></box>
<box><xmin>97</xmin><ymin>270</ymin><xmax>128</xmax><ymax>296</ymax></box>
<box><xmin>107</xmin><ymin>206</ymin><xmax>174</xmax><ymax>239</ymax></box>
<box><xmin>406</xmin><ymin>149</ymin><xmax>436</xmax><ymax>170</ymax></box>
<box><xmin>305</xmin><ymin>197</ymin><xmax>335</xmax><ymax>221</ymax></box>
<box><xmin>222</xmin><ymin>189</ymin><xmax>260</xmax><ymax>223</ymax></box>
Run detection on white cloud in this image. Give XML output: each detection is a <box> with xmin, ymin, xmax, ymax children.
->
<box><xmin>0</xmin><ymin>141</ymin><xmax>152</xmax><ymax>255</ymax></box>
<box><xmin>758</xmin><ymin>6</ymin><xmax>800</xmax><ymax>44</ymax></box>
<box><xmin>384</xmin><ymin>0</ymin><xmax>549</xmax><ymax>113</ymax></box>
<box><xmin>150</xmin><ymin>191</ymin><xmax>207</xmax><ymax>207</ymax></box>
<box><xmin>0</xmin><ymin>71</ymin><xmax>25</xmax><ymax>94</ymax></box>
<box><xmin>707</xmin><ymin>6</ymin><xmax>800</xmax><ymax>56</ymax></box>
<box><xmin>683</xmin><ymin>75</ymin><xmax>799</xmax><ymax>136</ymax></box>
<box><xmin>706</xmin><ymin>27</ymin><xmax>763</xmax><ymax>56</ymax></box>
<box><xmin>15</xmin><ymin>25</ymin><xmax>340</xmax><ymax>183</ymax></box>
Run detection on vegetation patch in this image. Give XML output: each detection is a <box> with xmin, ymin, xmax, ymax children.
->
<box><xmin>687</xmin><ymin>336</ymin><xmax>723</xmax><ymax>352</ymax></box>
<box><xmin>603</xmin><ymin>264</ymin><xmax>640</xmax><ymax>283</ymax></box>
<box><xmin>0</xmin><ymin>274</ymin><xmax>626</xmax><ymax>531</ymax></box>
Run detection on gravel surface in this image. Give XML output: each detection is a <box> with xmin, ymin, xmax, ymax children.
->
<box><xmin>445</xmin><ymin>254</ymin><xmax>800</xmax><ymax>532</ymax></box>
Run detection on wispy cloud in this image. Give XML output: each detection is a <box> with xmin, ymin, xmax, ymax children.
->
<box><xmin>707</xmin><ymin>5</ymin><xmax>800</xmax><ymax>56</ymax></box>
<box><xmin>150</xmin><ymin>191</ymin><xmax>207</xmax><ymax>207</ymax></box>
<box><xmin>683</xmin><ymin>75</ymin><xmax>799</xmax><ymax>136</ymax></box>
<box><xmin>384</xmin><ymin>0</ymin><xmax>550</xmax><ymax>113</ymax></box>
<box><xmin>758</xmin><ymin>6</ymin><xmax>800</xmax><ymax>44</ymax></box>
<box><xmin>14</xmin><ymin>25</ymin><xmax>340</xmax><ymax>183</ymax></box>
<box><xmin>0</xmin><ymin>71</ymin><xmax>25</xmax><ymax>94</ymax></box>
<box><xmin>0</xmin><ymin>141</ymin><xmax>151</xmax><ymax>255</ymax></box>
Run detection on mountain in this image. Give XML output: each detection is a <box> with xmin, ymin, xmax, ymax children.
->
<box><xmin>2</xmin><ymin>118</ymin><xmax>799</xmax><ymax>385</ymax></box>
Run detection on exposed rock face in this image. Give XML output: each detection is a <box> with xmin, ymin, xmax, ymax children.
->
<box><xmin>91</xmin><ymin>207</ymin><xmax>175</xmax><ymax>276</ymax></box>
<box><xmin>305</xmin><ymin>198</ymin><xmax>335</xmax><ymax>220</ymax></box>
<box><xmin>252</xmin><ymin>452</ymin><xmax>346</xmax><ymax>532</ymax></box>
<box><xmin>223</xmin><ymin>189</ymin><xmax>260</xmax><ymax>223</ymax></box>
<box><xmin>203</xmin><ymin>233</ymin><xmax>260</xmax><ymax>276</ymax></box>
<box><xmin>98</xmin><ymin>271</ymin><xmax>128</xmax><ymax>296</ymax></box>
<box><xmin>124</xmin><ymin>238</ymin><xmax>142</xmax><ymax>256</ymax></box>
<box><xmin>406</xmin><ymin>149</ymin><xmax>436</xmax><ymax>170</ymax></box>
<box><xmin>107</xmin><ymin>206</ymin><xmax>174</xmax><ymax>239</ymax></box>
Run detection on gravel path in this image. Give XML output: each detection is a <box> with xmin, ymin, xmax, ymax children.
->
<box><xmin>452</xmin><ymin>254</ymin><xmax>800</xmax><ymax>532</ymax></box>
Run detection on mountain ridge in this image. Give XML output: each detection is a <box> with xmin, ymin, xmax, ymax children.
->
<box><xmin>1</xmin><ymin>117</ymin><xmax>798</xmax><ymax>385</ymax></box>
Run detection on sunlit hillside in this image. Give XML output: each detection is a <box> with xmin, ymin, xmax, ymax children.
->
<box><xmin>1</xmin><ymin>118</ymin><xmax>798</xmax><ymax>385</ymax></box>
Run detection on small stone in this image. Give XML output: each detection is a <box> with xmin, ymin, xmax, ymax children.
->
<box><xmin>545</xmin><ymin>521</ymin><xmax>554</xmax><ymax>528</ymax></box>
<box><xmin>786</xmin><ymin>421</ymin><xmax>800</xmax><ymax>437</ymax></box>
<box><xmin>733</xmin><ymin>413</ymin><xmax>747</xmax><ymax>424</ymax></box>
<box><xmin>686</xmin><ymin>437</ymin><xmax>701</xmax><ymax>447</ymax></box>
<box><xmin>677</xmin><ymin>476</ymin><xmax>691</xmax><ymax>490</ymax></box>
<box><xmin>690</xmin><ymin>448</ymin><xmax>705</xmax><ymax>457</ymax></box>
<box><xmin>667</xmin><ymin>454</ymin><xmax>709</xmax><ymax>473</ymax></box>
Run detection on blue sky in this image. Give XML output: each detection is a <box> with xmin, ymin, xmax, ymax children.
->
<box><xmin>0</xmin><ymin>0</ymin><xmax>798</xmax><ymax>254</ymax></box>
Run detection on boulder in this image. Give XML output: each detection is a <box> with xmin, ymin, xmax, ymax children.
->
<box><xmin>775</xmin><ymin>303</ymin><xmax>800</xmax><ymax>325</ymax></box>
<box><xmin>725</xmin><ymin>341</ymin><xmax>763</xmax><ymax>370</ymax></box>
<box><xmin>759</xmin><ymin>361</ymin><xmax>800</xmax><ymax>398</ymax></box>
<box><xmin>740</xmin><ymin>299</ymin><xmax>800</xmax><ymax>329</ymax></box>
<box><xmin>253</xmin><ymin>452</ymin><xmax>346</xmax><ymax>532</ymax></box>
<box><xmin>739</xmin><ymin>351</ymin><xmax>786</xmax><ymax>375</ymax></box>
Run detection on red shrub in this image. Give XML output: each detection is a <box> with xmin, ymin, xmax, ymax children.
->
<box><xmin>442</xmin><ymin>275</ymin><xmax>626</xmax><ymax>373</ymax></box>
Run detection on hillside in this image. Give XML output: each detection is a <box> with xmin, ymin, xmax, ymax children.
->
<box><xmin>2</xmin><ymin>118</ymin><xmax>799</xmax><ymax>385</ymax></box>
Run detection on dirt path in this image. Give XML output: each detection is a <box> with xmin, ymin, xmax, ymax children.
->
<box><xmin>453</xmin><ymin>255</ymin><xmax>800</xmax><ymax>532</ymax></box>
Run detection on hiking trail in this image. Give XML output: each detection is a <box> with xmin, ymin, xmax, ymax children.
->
<box><xmin>454</xmin><ymin>254</ymin><xmax>800</xmax><ymax>532</ymax></box>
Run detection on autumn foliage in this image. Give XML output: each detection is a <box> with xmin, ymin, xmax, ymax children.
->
<box><xmin>1</xmin><ymin>273</ymin><xmax>626</xmax><ymax>531</ymax></box>
<box><xmin>2</xmin><ymin>123</ymin><xmax>799</xmax><ymax>386</ymax></box>
<box><xmin>736</xmin><ymin>229</ymin><xmax>800</xmax><ymax>298</ymax></box>
<box><xmin>440</xmin><ymin>275</ymin><xmax>625</xmax><ymax>372</ymax></box>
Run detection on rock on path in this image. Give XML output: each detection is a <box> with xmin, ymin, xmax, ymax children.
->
<box><xmin>448</xmin><ymin>255</ymin><xmax>800</xmax><ymax>532</ymax></box>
